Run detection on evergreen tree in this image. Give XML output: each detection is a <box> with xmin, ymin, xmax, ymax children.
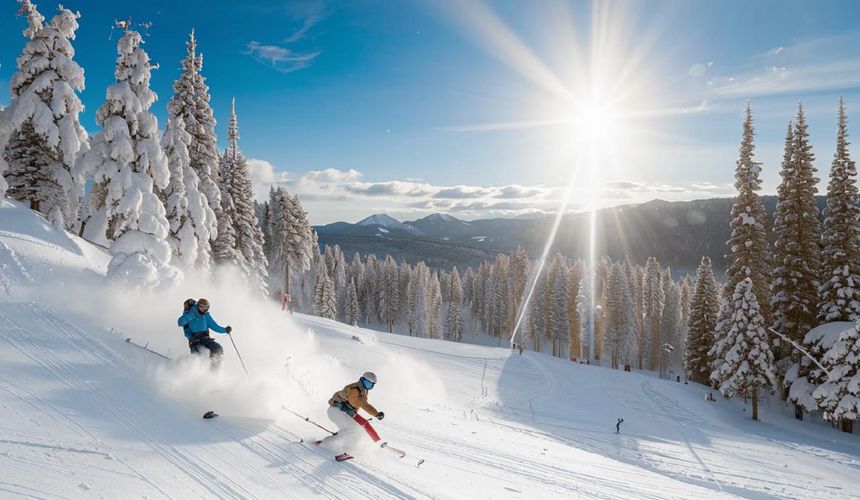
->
<box><xmin>77</xmin><ymin>29</ymin><xmax>178</xmax><ymax>287</ymax></box>
<box><xmin>771</xmin><ymin>104</ymin><xmax>821</xmax><ymax>361</ymax></box>
<box><xmin>6</xmin><ymin>2</ymin><xmax>87</xmax><ymax>227</ymax></box>
<box><xmin>712</xmin><ymin>104</ymin><xmax>772</xmax><ymax>379</ymax></box>
<box><xmin>576</xmin><ymin>277</ymin><xmax>592</xmax><ymax>361</ymax></box>
<box><xmin>445</xmin><ymin>267</ymin><xmax>464</xmax><ymax>341</ymax></box>
<box><xmin>685</xmin><ymin>257</ymin><xmax>721</xmax><ymax>384</ymax></box>
<box><xmin>314</xmin><ymin>259</ymin><xmax>336</xmax><ymax>319</ymax></box>
<box><xmin>427</xmin><ymin>271</ymin><xmax>442</xmax><ymax>339</ymax></box>
<box><xmin>713</xmin><ymin>278</ymin><xmax>777</xmax><ymax>421</ymax></box>
<box><xmin>529</xmin><ymin>270</ymin><xmax>547</xmax><ymax>352</ymax></box>
<box><xmin>661</xmin><ymin>280</ymin><xmax>683</xmax><ymax>373</ymax></box>
<box><xmin>813</xmin><ymin>323</ymin><xmax>860</xmax><ymax>433</ymax></box>
<box><xmin>214</xmin><ymin>100</ymin><xmax>268</xmax><ymax>295</ymax></box>
<box><xmin>160</xmin><ymin>113</ymin><xmax>214</xmax><ymax>270</ymax></box>
<box><xmin>344</xmin><ymin>276</ymin><xmax>360</xmax><ymax>326</ymax></box>
<box><xmin>167</xmin><ymin>30</ymin><xmax>221</xmax><ymax>244</ymax></box>
<box><xmin>643</xmin><ymin>257</ymin><xmax>664</xmax><ymax>369</ymax></box>
<box><xmin>568</xmin><ymin>260</ymin><xmax>584</xmax><ymax>360</ymax></box>
<box><xmin>819</xmin><ymin>97</ymin><xmax>860</xmax><ymax>322</ymax></box>
<box><xmin>379</xmin><ymin>255</ymin><xmax>400</xmax><ymax>332</ymax></box>
<box><xmin>605</xmin><ymin>262</ymin><xmax>637</xmax><ymax>369</ymax></box>
<box><xmin>549</xmin><ymin>257</ymin><xmax>571</xmax><ymax>357</ymax></box>
<box><xmin>268</xmin><ymin>187</ymin><xmax>314</xmax><ymax>296</ymax></box>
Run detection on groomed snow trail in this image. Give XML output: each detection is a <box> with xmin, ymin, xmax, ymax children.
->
<box><xmin>2</xmin><ymin>199</ymin><xmax>860</xmax><ymax>499</ymax></box>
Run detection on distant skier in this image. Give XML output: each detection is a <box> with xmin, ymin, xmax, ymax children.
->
<box><xmin>178</xmin><ymin>298</ymin><xmax>233</xmax><ymax>367</ymax></box>
<box><xmin>615</xmin><ymin>417</ymin><xmax>624</xmax><ymax>434</ymax></box>
<box><xmin>326</xmin><ymin>372</ymin><xmax>385</xmax><ymax>444</ymax></box>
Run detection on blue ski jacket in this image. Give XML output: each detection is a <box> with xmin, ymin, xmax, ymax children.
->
<box><xmin>177</xmin><ymin>306</ymin><xmax>228</xmax><ymax>339</ymax></box>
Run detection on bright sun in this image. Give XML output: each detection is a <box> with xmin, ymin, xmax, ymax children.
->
<box><xmin>576</xmin><ymin>98</ymin><xmax>621</xmax><ymax>145</ymax></box>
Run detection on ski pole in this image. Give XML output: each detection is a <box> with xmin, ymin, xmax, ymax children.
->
<box><xmin>228</xmin><ymin>333</ymin><xmax>249</xmax><ymax>375</ymax></box>
<box><xmin>283</xmin><ymin>407</ymin><xmax>338</xmax><ymax>435</ymax></box>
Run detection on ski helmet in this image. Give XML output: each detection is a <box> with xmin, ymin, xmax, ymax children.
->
<box><xmin>197</xmin><ymin>298</ymin><xmax>210</xmax><ymax>310</ymax></box>
<box><xmin>362</xmin><ymin>371</ymin><xmax>377</xmax><ymax>384</ymax></box>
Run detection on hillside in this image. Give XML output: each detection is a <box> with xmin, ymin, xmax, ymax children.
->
<box><xmin>316</xmin><ymin>196</ymin><xmax>825</xmax><ymax>273</ymax></box>
<box><xmin>2</xmin><ymin>198</ymin><xmax>859</xmax><ymax>499</ymax></box>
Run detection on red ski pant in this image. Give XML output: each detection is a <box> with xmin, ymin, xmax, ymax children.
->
<box><xmin>352</xmin><ymin>414</ymin><xmax>381</xmax><ymax>442</ymax></box>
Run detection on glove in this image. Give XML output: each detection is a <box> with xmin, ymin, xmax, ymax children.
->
<box><xmin>183</xmin><ymin>299</ymin><xmax>195</xmax><ymax>311</ymax></box>
<box><xmin>376</xmin><ymin>412</ymin><xmax>385</xmax><ymax>421</ymax></box>
<box><xmin>339</xmin><ymin>403</ymin><xmax>356</xmax><ymax>417</ymax></box>
<box><xmin>226</xmin><ymin>326</ymin><xmax>233</xmax><ymax>334</ymax></box>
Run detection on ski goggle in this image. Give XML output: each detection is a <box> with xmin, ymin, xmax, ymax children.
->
<box><xmin>360</xmin><ymin>377</ymin><xmax>375</xmax><ymax>389</ymax></box>
<box><xmin>198</xmin><ymin>304</ymin><xmax>209</xmax><ymax>312</ymax></box>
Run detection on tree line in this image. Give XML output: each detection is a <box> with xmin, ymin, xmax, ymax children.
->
<box><xmin>0</xmin><ymin>2</ymin><xmax>315</xmax><ymax>295</ymax></box>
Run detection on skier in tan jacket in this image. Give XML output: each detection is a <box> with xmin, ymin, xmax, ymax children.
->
<box><xmin>327</xmin><ymin>372</ymin><xmax>384</xmax><ymax>442</ymax></box>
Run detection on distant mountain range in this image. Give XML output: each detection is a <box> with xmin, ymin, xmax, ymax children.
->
<box><xmin>315</xmin><ymin>196</ymin><xmax>828</xmax><ymax>275</ymax></box>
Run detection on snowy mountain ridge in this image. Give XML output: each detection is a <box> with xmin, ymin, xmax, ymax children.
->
<box><xmin>1</xmin><ymin>198</ymin><xmax>860</xmax><ymax>499</ymax></box>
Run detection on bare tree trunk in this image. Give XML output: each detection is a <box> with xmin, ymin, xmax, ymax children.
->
<box><xmin>752</xmin><ymin>391</ymin><xmax>759</xmax><ymax>421</ymax></box>
<box><xmin>841</xmin><ymin>419</ymin><xmax>853</xmax><ymax>433</ymax></box>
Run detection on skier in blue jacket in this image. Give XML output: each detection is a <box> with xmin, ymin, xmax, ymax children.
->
<box><xmin>178</xmin><ymin>298</ymin><xmax>232</xmax><ymax>366</ymax></box>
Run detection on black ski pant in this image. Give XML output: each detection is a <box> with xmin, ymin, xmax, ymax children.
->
<box><xmin>190</xmin><ymin>337</ymin><xmax>223</xmax><ymax>359</ymax></box>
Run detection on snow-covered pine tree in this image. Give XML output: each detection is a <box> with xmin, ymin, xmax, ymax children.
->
<box><xmin>487</xmin><ymin>254</ymin><xmax>510</xmax><ymax>343</ymax></box>
<box><xmin>76</xmin><ymin>29</ymin><xmax>178</xmax><ymax>287</ymax></box>
<box><xmin>605</xmin><ymin>262</ymin><xmax>637</xmax><ymax>369</ymax></box>
<box><xmin>378</xmin><ymin>255</ymin><xmax>400</xmax><ymax>332</ymax></box>
<box><xmin>712</xmin><ymin>103</ymin><xmax>772</xmax><ymax>380</ymax></box>
<box><xmin>344</xmin><ymin>276</ymin><xmax>360</xmax><ymax>326</ymax></box>
<box><xmin>685</xmin><ymin>256</ymin><xmax>721</xmax><ymax>384</ymax></box>
<box><xmin>819</xmin><ymin>98</ymin><xmax>860</xmax><ymax>322</ymax></box>
<box><xmin>626</xmin><ymin>259</ymin><xmax>645</xmax><ymax>363</ymax></box>
<box><xmin>212</xmin><ymin>148</ymin><xmax>241</xmax><ymax>268</ymax></box>
<box><xmin>713</xmin><ymin>277</ymin><xmax>776</xmax><ymax>421</ymax></box>
<box><xmin>813</xmin><ymin>323</ymin><xmax>860</xmax><ymax>433</ymax></box>
<box><xmin>642</xmin><ymin>256</ymin><xmax>664</xmax><ymax>370</ymax></box>
<box><xmin>427</xmin><ymin>271</ymin><xmax>442</xmax><ymax>339</ymax></box>
<box><xmin>268</xmin><ymin>187</ymin><xmax>314</xmax><ymax>297</ymax></box>
<box><xmin>568</xmin><ymin>260</ymin><xmax>584</xmax><ymax>360</ymax></box>
<box><xmin>771</xmin><ymin>104</ymin><xmax>821</xmax><ymax>362</ymax></box>
<box><xmin>5</xmin><ymin>2</ymin><xmax>87</xmax><ymax>228</ymax></box>
<box><xmin>314</xmin><ymin>259</ymin><xmax>336</xmax><ymax>319</ymax></box>
<box><xmin>167</xmin><ymin>30</ymin><xmax>221</xmax><ymax>243</ymax></box>
<box><xmin>549</xmin><ymin>257</ymin><xmax>570</xmax><ymax>358</ymax></box>
<box><xmin>212</xmin><ymin>100</ymin><xmax>268</xmax><ymax>294</ymax></box>
<box><xmin>529</xmin><ymin>269</ymin><xmax>547</xmax><ymax>352</ymax></box>
<box><xmin>576</xmin><ymin>277</ymin><xmax>592</xmax><ymax>361</ymax></box>
<box><xmin>508</xmin><ymin>246</ymin><xmax>531</xmax><ymax>339</ymax></box>
<box><xmin>407</xmin><ymin>263</ymin><xmax>423</xmax><ymax>335</ymax></box>
<box><xmin>462</xmin><ymin>267</ymin><xmax>476</xmax><ymax>338</ymax></box>
<box><xmin>660</xmin><ymin>279</ymin><xmax>683</xmax><ymax>373</ymax></box>
<box><xmin>363</xmin><ymin>254</ymin><xmax>380</xmax><ymax>325</ymax></box>
<box><xmin>160</xmin><ymin>113</ymin><xmax>214</xmax><ymax>270</ymax></box>
<box><xmin>444</xmin><ymin>267</ymin><xmax>464</xmax><ymax>342</ymax></box>
<box><xmin>473</xmin><ymin>260</ymin><xmax>490</xmax><ymax>333</ymax></box>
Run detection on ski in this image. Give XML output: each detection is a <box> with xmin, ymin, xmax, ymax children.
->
<box><xmin>380</xmin><ymin>441</ymin><xmax>406</xmax><ymax>458</ymax></box>
<box><xmin>335</xmin><ymin>453</ymin><xmax>353</xmax><ymax>462</ymax></box>
<box><xmin>203</xmin><ymin>410</ymin><xmax>218</xmax><ymax>419</ymax></box>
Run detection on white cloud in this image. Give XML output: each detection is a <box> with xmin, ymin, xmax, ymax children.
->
<box><xmin>247</xmin><ymin>158</ymin><xmax>291</xmax><ymax>200</ymax></box>
<box><xmin>707</xmin><ymin>33</ymin><xmax>860</xmax><ymax>97</ymax></box>
<box><xmin>245</xmin><ymin>159</ymin><xmax>736</xmax><ymax>223</ymax></box>
<box><xmin>245</xmin><ymin>41</ymin><xmax>321</xmax><ymax>73</ymax></box>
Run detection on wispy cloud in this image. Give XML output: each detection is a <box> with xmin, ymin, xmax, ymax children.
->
<box><xmin>245</xmin><ymin>1</ymin><xmax>325</xmax><ymax>73</ymax></box>
<box><xmin>706</xmin><ymin>32</ymin><xmax>860</xmax><ymax>97</ymax></box>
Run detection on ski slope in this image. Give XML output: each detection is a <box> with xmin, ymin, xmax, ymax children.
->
<box><xmin>2</xmin><ymin>198</ymin><xmax>860</xmax><ymax>499</ymax></box>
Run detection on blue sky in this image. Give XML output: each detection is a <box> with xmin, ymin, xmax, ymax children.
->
<box><xmin>3</xmin><ymin>0</ymin><xmax>860</xmax><ymax>223</ymax></box>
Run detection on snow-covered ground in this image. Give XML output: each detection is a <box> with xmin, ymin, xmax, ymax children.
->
<box><xmin>2</xmin><ymin>198</ymin><xmax>860</xmax><ymax>499</ymax></box>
